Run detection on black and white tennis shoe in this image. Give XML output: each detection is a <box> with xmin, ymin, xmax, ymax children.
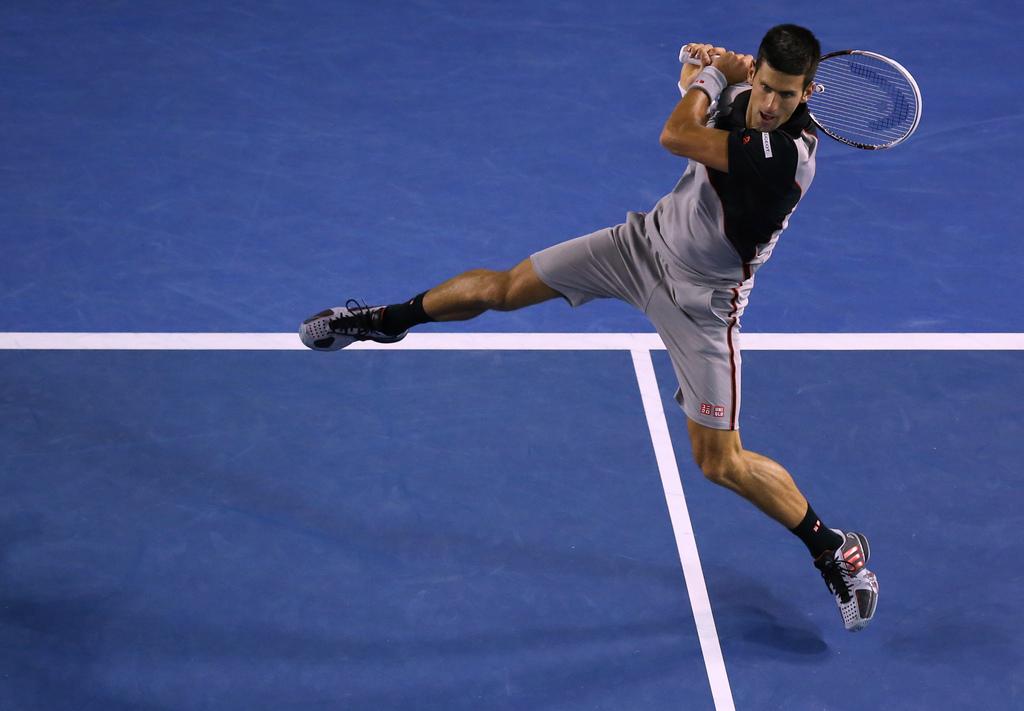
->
<box><xmin>814</xmin><ymin>529</ymin><xmax>878</xmax><ymax>632</ymax></box>
<box><xmin>299</xmin><ymin>300</ymin><xmax>407</xmax><ymax>351</ymax></box>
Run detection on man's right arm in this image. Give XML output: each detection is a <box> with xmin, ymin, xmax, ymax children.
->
<box><xmin>661</xmin><ymin>52</ymin><xmax>753</xmax><ymax>172</ymax></box>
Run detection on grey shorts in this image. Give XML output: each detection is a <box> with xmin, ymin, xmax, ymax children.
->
<box><xmin>530</xmin><ymin>212</ymin><xmax>751</xmax><ymax>430</ymax></box>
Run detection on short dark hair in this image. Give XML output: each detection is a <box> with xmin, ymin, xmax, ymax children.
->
<box><xmin>755</xmin><ymin>24</ymin><xmax>821</xmax><ymax>87</ymax></box>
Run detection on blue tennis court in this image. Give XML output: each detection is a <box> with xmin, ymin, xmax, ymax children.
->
<box><xmin>2</xmin><ymin>1</ymin><xmax>1022</xmax><ymax>709</ymax></box>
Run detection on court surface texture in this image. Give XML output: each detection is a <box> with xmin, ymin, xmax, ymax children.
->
<box><xmin>2</xmin><ymin>2</ymin><xmax>1022</xmax><ymax>709</ymax></box>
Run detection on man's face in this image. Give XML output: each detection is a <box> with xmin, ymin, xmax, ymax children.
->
<box><xmin>745</xmin><ymin>60</ymin><xmax>814</xmax><ymax>132</ymax></box>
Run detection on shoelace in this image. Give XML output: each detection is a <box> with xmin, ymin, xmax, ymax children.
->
<box><xmin>329</xmin><ymin>299</ymin><xmax>376</xmax><ymax>335</ymax></box>
<box><xmin>817</xmin><ymin>556</ymin><xmax>856</xmax><ymax>604</ymax></box>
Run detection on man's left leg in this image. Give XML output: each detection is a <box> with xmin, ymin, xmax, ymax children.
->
<box><xmin>644</xmin><ymin>280</ymin><xmax>879</xmax><ymax>631</ymax></box>
<box><xmin>685</xmin><ymin>420</ymin><xmax>809</xmax><ymax>529</ymax></box>
<box><xmin>686</xmin><ymin>420</ymin><xmax>879</xmax><ymax>631</ymax></box>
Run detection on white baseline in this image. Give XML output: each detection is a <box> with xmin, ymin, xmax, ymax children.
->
<box><xmin>0</xmin><ymin>332</ymin><xmax>1022</xmax><ymax>350</ymax></box>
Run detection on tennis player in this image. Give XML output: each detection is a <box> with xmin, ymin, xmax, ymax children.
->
<box><xmin>302</xmin><ymin>24</ymin><xmax>878</xmax><ymax>632</ymax></box>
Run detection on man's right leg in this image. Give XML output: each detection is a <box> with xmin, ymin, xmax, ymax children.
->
<box><xmin>420</xmin><ymin>258</ymin><xmax>562</xmax><ymax>322</ymax></box>
<box><xmin>301</xmin><ymin>213</ymin><xmax>654</xmax><ymax>350</ymax></box>
<box><xmin>299</xmin><ymin>258</ymin><xmax>561</xmax><ymax>350</ymax></box>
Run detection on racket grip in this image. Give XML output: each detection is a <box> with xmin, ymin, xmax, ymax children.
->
<box><xmin>678</xmin><ymin>44</ymin><xmax>717</xmax><ymax>65</ymax></box>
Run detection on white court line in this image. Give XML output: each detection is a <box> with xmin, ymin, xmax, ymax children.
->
<box><xmin>631</xmin><ymin>349</ymin><xmax>735</xmax><ymax>711</ymax></box>
<box><xmin>1</xmin><ymin>332</ymin><xmax>1023</xmax><ymax>350</ymax></box>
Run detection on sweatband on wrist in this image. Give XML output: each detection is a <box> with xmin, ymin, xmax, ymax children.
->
<box><xmin>689</xmin><ymin>66</ymin><xmax>727</xmax><ymax>103</ymax></box>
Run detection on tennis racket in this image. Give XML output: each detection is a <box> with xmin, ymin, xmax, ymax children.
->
<box><xmin>679</xmin><ymin>46</ymin><xmax>922</xmax><ymax>150</ymax></box>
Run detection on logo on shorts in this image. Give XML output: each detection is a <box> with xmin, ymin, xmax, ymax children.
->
<box><xmin>701</xmin><ymin>403</ymin><xmax>726</xmax><ymax>418</ymax></box>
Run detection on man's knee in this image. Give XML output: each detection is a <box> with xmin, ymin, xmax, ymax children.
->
<box><xmin>460</xmin><ymin>259</ymin><xmax>559</xmax><ymax>312</ymax></box>
<box><xmin>474</xmin><ymin>269</ymin><xmax>512</xmax><ymax>310</ymax></box>
<box><xmin>497</xmin><ymin>259</ymin><xmax>560</xmax><ymax>311</ymax></box>
<box><xmin>687</xmin><ymin>419</ymin><xmax>746</xmax><ymax>488</ymax></box>
<box><xmin>694</xmin><ymin>450</ymin><xmax>745</xmax><ymax>488</ymax></box>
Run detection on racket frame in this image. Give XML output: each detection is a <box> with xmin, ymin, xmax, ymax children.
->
<box><xmin>808</xmin><ymin>49</ymin><xmax>923</xmax><ymax>150</ymax></box>
<box><xmin>678</xmin><ymin>46</ymin><xmax>923</xmax><ymax>150</ymax></box>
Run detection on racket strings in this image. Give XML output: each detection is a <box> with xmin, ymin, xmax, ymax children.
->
<box><xmin>808</xmin><ymin>54</ymin><xmax>919</xmax><ymax>148</ymax></box>
<box><xmin>847</xmin><ymin>63</ymin><xmax>915</xmax><ymax>129</ymax></box>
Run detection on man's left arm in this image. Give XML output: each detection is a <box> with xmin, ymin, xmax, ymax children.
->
<box><xmin>660</xmin><ymin>52</ymin><xmax>753</xmax><ymax>172</ymax></box>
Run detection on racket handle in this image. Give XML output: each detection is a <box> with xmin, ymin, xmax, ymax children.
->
<box><xmin>678</xmin><ymin>44</ymin><xmax>719</xmax><ymax>65</ymax></box>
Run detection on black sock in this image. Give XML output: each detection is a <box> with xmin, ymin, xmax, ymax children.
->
<box><xmin>380</xmin><ymin>291</ymin><xmax>434</xmax><ymax>335</ymax></box>
<box><xmin>790</xmin><ymin>504</ymin><xmax>844</xmax><ymax>558</ymax></box>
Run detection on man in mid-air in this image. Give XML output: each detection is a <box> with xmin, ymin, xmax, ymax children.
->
<box><xmin>301</xmin><ymin>24</ymin><xmax>879</xmax><ymax>631</ymax></box>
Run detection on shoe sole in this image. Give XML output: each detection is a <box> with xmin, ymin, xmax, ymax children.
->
<box><xmin>847</xmin><ymin>570</ymin><xmax>879</xmax><ymax>632</ymax></box>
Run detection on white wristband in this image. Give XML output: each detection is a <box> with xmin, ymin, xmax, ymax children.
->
<box><xmin>689</xmin><ymin>66</ymin><xmax>727</xmax><ymax>102</ymax></box>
